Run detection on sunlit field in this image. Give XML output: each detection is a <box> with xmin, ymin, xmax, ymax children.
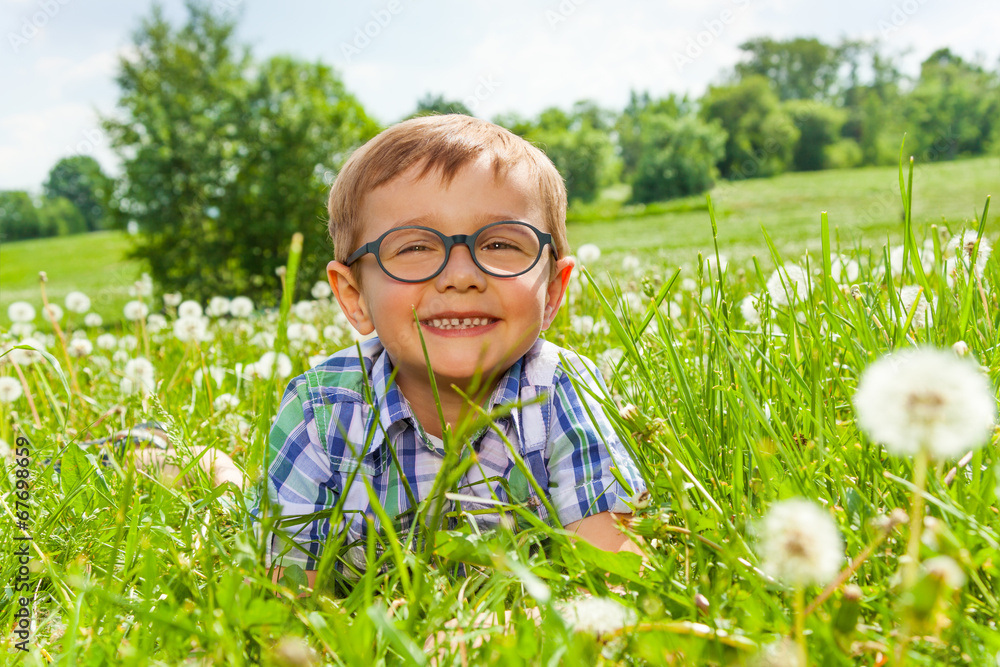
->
<box><xmin>2</xmin><ymin>159</ymin><xmax>1000</xmax><ymax>665</ymax></box>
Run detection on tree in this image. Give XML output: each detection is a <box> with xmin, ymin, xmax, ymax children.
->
<box><xmin>497</xmin><ymin>102</ymin><xmax>617</xmax><ymax>203</ymax></box>
<box><xmin>43</xmin><ymin>156</ymin><xmax>112</xmax><ymax>232</ymax></box>
<box><xmin>615</xmin><ymin>91</ymin><xmax>690</xmax><ymax>179</ymax></box>
<box><xmin>0</xmin><ymin>191</ymin><xmax>42</xmax><ymax>241</ymax></box>
<box><xmin>735</xmin><ymin>37</ymin><xmax>843</xmax><ymax>101</ymax></box>
<box><xmin>904</xmin><ymin>49</ymin><xmax>1000</xmax><ymax>161</ymax></box>
<box><xmin>409</xmin><ymin>93</ymin><xmax>472</xmax><ymax>118</ymax></box>
<box><xmin>38</xmin><ymin>197</ymin><xmax>87</xmax><ymax>236</ymax></box>
<box><xmin>700</xmin><ymin>76</ymin><xmax>799</xmax><ymax>179</ymax></box>
<box><xmin>103</xmin><ymin>3</ymin><xmax>378</xmax><ymax>304</ymax></box>
<box><xmin>629</xmin><ymin>113</ymin><xmax>726</xmax><ymax>204</ymax></box>
<box><xmin>783</xmin><ymin>100</ymin><xmax>847</xmax><ymax>171</ymax></box>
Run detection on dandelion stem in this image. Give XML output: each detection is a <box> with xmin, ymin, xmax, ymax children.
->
<box><xmin>793</xmin><ymin>586</ymin><xmax>807</xmax><ymax>663</ymax></box>
<box><xmin>12</xmin><ymin>362</ymin><xmax>42</xmax><ymax>428</ymax></box>
<box><xmin>39</xmin><ymin>277</ymin><xmax>83</xmax><ymax>420</ymax></box>
<box><xmin>902</xmin><ymin>449</ymin><xmax>929</xmax><ymax>590</ymax></box>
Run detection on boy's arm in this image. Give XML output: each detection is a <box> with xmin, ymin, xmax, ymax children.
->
<box><xmin>565</xmin><ymin>511</ymin><xmax>643</xmax><ymax>555</ymax></box>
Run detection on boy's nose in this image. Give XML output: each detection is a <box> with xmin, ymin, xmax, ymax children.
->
<box><xmin>434</xmin><ymin>244</ymin><xmax>487</xmax><ymax>292</ymax></box>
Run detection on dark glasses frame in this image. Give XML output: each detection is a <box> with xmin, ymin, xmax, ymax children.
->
<box><xmin>344</xmin><ymin>220</ymin><xmax>558</xmax><ymax>283</ymax></box>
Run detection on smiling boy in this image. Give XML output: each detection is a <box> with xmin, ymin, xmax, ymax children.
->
<box><xmin>263</xmin><ymin>115</ymin><xmax>644</xmax><ymax>588</ymax></box>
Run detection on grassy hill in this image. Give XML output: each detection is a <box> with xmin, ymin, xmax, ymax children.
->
<box><xmin>2</xmin><ymin>155</ymin><xmax>997</xmax><ymax>324</ymax></box>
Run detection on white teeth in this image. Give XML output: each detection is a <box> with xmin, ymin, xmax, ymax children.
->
<box><xmin>424</xmin><ymin>317</ymin><xmax>492</xmax><ymax>330</ymax></box>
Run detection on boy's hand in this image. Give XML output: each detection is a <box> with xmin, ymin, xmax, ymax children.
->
<box><xmin>565</xmin><ymin>511</ymin><xmax>642</xmax><ymax>555</ymax></box>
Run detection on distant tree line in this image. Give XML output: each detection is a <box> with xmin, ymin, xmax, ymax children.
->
<box><xmin>3</xmin><ymin>3</ymin><xmax>997</xmax><ymax>305</ymax></box>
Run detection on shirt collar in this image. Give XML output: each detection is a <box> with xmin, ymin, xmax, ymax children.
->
<box><xmin>366</xmin><ymin>337</ymin><xmax>526</xmax><ymax>455</ymax></box>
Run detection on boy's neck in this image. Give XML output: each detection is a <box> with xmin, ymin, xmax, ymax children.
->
<box><xmin>394</xmin><ymin>371</ymin><xmax>498</xmax><ymax>440</ymax></box>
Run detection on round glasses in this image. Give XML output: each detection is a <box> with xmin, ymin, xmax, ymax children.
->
<box><xmin>345</xmin><ymin>221</ymin><xmax>557</xmax><ymax>283</ymax></box>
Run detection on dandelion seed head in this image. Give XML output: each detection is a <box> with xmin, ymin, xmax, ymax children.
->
<box><xmin>96</xmin><ymin>333</ymin><xmax>117</xmax><ymax>350</ymax></box>
<box><xmin>854</xmin><ymin>348</ymin><xmax>996</xmax><ymax>459</ymax></box>
<box><xmin>7</xmin><ymin>302</ymin><xmax>35</xmax><ymax>323</ymax></box>
<box><xmin>291</xmin><ymin>300</ymin><xmax>318</xmax><ymax>321</ymax></box>
<box><xmin>10</xmin><ymin>339</ymin><xmax>44</xmax><ymax>365</ymax></box>
<box><xmin>213</xmin><ymin>393</ymin><xmax>240</xmax><ymax>411</ymax></box>
<box><xmin>0</xmin><ymin>376</ymin><xmax>23</xmax><ymax>403</ymax></box>
<box><xmin>67</xmin><ymin>338</ymin><xmax>93</xmax><ymax>358</ymax></box>
<box><xmin>705</xmin><ymin>254</ymin><xmax>728</xmax><ymax>274</ymax></box>
<box><xmin>830</xmin><ymin>255</ymin><xmax>860</xmax><ymax>283</ymax></box>
<box><xmin>42</xmin><ymin>303</ymin><xmax>63</xmax><ymax>323</ymax></box>
<box><xmin>146</xmin><ymin>313</ymin><xmax>167</xmax><ymax>333</ymax></box>
<box><xmin>766</xmin><ymin>264</ymin><xmax>811</xmax><ymax>308</ymax></box>
<box><xmin>311</xmin><ymin>280</ymin><xmax>332</xmax><ymax>300</ymax></box>
<box><xmin>229</xmin><ymin>296</ymin><xmax>254</xmax><ymax>318</ymax></box>
<box><xmin>10</xmin><ymin>323</ymin><xmax>34</xmax><ymax>338</ymax></box>
<box><xmin>173</xmin><ymin>316</ymin><xmax>209</xmax><ymax>343</ymax></box>
<box><xmin>308</xmin><ymin>353</ymin><xmax>329</xmax><ymax>368</ymax></box>
<box><xmin>194</xmin><ymin>365</ymin><xmax>227</xmax><ymax>389</ymax></box>
<box><xmin>130</xmin><ymin>273</ymin><xmax>154</xmax><ymax>298</ymax></box>
<box><xmin>559</xmin><ymin>597</ymin><xmax>635</xmax><ymax>637</ymax></box>
<box><xmin>740</xmin><ymin>293</ymin><xmax>762</xmax><ymax>326</ymax></box>
<box><xmin>922</xmin><ymin>555</ymin><xmax>966</xmax><ymax>589</ymax></box>
<box><xmin>163</xmin><ymin>293</ymin><xmax>182</xmax><ymax>308</ymax></box>
<box><xmin>122</xmin><ymin>357</ymin><xmax>156</xmax><ymax>394</ymax></box>
<box><xmin>178</xmin><ymin>300</ymin><xmax>203</xmax><ymax>319</ymax></box>
<box><xmin>123</xmin><ymin>300</ymin><xmax>149</xmax><ymax>321</ymax></box>
<box><xmin>118</xmin><ymin>334</ymin><xmax>139</xmax><ymax>351</ymax></box>
<box><xmin>64</xmin><ymin>291</ymin><xmax>91</xmax><ymax>314</ymax></box>
<box><xmin>206</xmin><ymin>296</ymin><xmax>231</xmax><ymax>317</ymax></box>
<box><xmin>757</xmin><ymin>498</ymin><xmax>844</xmax><ymax>588</ymax></box>
<box><xmin>571</xmin><ymin>315</ymin><xmax>595</xmax><ymax>336</ymax></box>
<box><xmin>899</xmin><ymin>286</ymin><xmax>934</xmax><ymax>329</ymax></box>
<box><xmin>84</xmin><ymin>313</ymin><xmax>103</xmax><ymax>328</ymax></box>
<box><xmin>622</xmin><ymin>254</ymin><xmax>641</xmax><ymax>272</ymax></box>
<box><xmin>681</xmin><ymin>278</ymin><xmax>697</xmax><ymax>293</ymax></box>
<box><xmin>576</xmin><ymin>243</ymin><xmax>601</xmax><ymax>264</ymax></box>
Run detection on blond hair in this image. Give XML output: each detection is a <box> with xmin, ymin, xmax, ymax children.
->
<box><xmin>328</xmin><ymin>115</ymin><xmax>568</xmax><ymax>264</ymax></box>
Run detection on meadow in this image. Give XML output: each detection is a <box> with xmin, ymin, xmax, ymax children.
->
<box><xmin>1</xmin><ymin>155</ymin><xmax>1000</xmax><ymax>665</ymax></box>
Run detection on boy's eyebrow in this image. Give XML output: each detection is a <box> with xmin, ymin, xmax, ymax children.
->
<box><xmin>385</xmin><ymin>212</ymin><xmax>534</xmax><ymax>230</ymax></box>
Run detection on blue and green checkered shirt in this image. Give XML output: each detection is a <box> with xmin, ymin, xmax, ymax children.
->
<box><xmin>258</xmin><ymin>336</ymin><xmax>644</xmax><ymax>571</ymax></box>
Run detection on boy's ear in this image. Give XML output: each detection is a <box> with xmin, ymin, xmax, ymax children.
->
<box><xmin>328</xmin><ymin>261</ymin><xmax>375</xmax><ymax>335</ymax></box>
<box><xmin>541</xmin><ymin>256</ymin><xmax>575</xmax><ymax>330</ymax></box>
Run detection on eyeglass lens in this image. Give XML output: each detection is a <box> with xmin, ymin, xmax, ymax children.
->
<box><xmin>378</xmin><ymin>222</ymin><xmax>542</xmax><ymax>281</ymax></box>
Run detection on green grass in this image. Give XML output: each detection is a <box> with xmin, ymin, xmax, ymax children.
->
<box><xmin>2</xmin><ymin>155</ymin><xmax>1000</xmax><ymax>664</ymax></box>
<box><xmin>570</xmin><ymin>155</ymin><xmax>1000</xmax><ymax>264</ymax></box>
<box><xmin>0</xmin><ymin>231</ymin><xmax>144</xmax><ymax>324</ymax></box>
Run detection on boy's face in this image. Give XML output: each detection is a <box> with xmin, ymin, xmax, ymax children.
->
<box><xmin>328</xmin><ymin>155</ymin><xmax>574</xmax><ymax>396</ymax></box>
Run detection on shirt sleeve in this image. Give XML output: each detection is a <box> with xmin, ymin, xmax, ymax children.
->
<box><xmin>260</xmin><ymin>375</ymin><xmax>340</xmax><ymax>571</ymax></box>
<box><xmin>545</xmin><ymin>354</ymin><xmax>646</xmax><ymax>526</ymax></box>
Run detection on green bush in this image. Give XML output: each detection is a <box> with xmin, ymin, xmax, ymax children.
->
<box><xmin>630</xmin><ymin>114</ymin><xmax>726</xmax><ymax>203</ymax></box>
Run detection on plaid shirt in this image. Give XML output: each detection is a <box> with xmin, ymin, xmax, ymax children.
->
<box><xmin>257</xmin><ymin>336</ymin><xmax>644</xmax><ymax>571</ymax></box>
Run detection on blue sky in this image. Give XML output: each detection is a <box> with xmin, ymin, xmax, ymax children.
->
<box><xmin>3</xmin><ymin>0</ymin><xmax>998</xmax><ymax>191</ymax></box>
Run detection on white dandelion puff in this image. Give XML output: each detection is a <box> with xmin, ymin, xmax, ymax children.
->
<box><xmin>0</xmin><ymin>376</ymin><xmax>23</xmax><ymax>403</ymax></box>
<box><xmin>622</xmin><ymin>255</ymin><xmax>641</xmax><ymax>272</ymax></box>
<box><xmin>311</xmin><ymin>280</ymin><xmax>332</xmax><ymax>300</ymax></box>
<box><xmin>854</xmin><ymin>348</ymin><xmax>996</xmax><ymax>459</ymax></box>
<box><xmin>287</xmin><ymin>322</ymin><xmax>319</xmax><ymax>343</ymax></box>
<box><xmin>146</xmin><ymin>313</ymin><xmax>167</xmax><ymax>333</ymax></box>
<box><xmin>946</xmin><ymin>230</ymin><xmax>992</xmax><ymax>278</ymax></box>
<box><xmin>291</xmin><ymin>300</ymin><xmax>318</xmax><ymax>321</ymax></box>
<box><xmin>829</xmin><ymin>255</ymin><xmax>860</xmax><ymax>283</ymax></box>
<box><xmin>757</xmin><ymin>498</ymin><xmax>844</xmax><ymax>588</ymax></box>
<box><xmin>921</xmin><ymin>555</ymin><xmax>966</xmax><ymax>589</ymax></box>
<box><xmin>122</xmin><ymin>357</ymin><xmax>156</xmax><ymax>394</ymax></box>
<box><xmin>178</xmin><ymin>300</ymin><xmax>203</xmax><ymax>319</ymax></box>
<box><xmin>42</xmin><ymin>303</ymin><xmax>64</xmax><ymax>323</ymax></box>
<box><xmin>96</xmin><ymin>333</ymin><xmax>117</xmax><ymax>350</ymax></box>
<box><xmin>213</xmin><ymin>393</ymin><xmax>240</xmax><ymax>411</ymax></box>
<box><xmin>118</xmin><ymin>334</ymin><xmax>139</xmax><ymax>351</ymax></box>
<box><xmin>10</xmin><ymin>339</ymin><xmax>45</xmax><ymax>365</ymax></box>
<box><xmin>597</xmin><ymin>348</ymin><xmax>624</xmax><ymax>383</ymax></box>
<box><xmin>680</xmin><ymin>278</ymin><xmax>698</xmax><ymax>293</ymax></box>
<box><xmin>250</xmin><ymin>331</ymin><xmax>276</xmax><ymax>348</ymax></box>
<box><xmin>64</xmin><ymin>291</ymin><xmax>91</xmax><ymax>314</ymax></box>
<box><xmin>576</xmin><ymin>243</ymin><xmax>601</xmax><ymax>264</ymax></box>
<box><xmin>194</xmin><ymin>365</ymin><xmax>227</xmax><ymax>389</ymax></box>
<box><xmin>740</xmin><ymin>293</ymin><xmax>763</xmax><ymax>326</ymax></box>
<box><xmin>229</xmin><ymin>296</ymin><xmax>254</xmax><ymax>318</ymax></box>
<box><xmin>67</xmin><ymin>338</ymin><xmax>93</xmax><ymax>358</ymax></box>
<box><xmin>898</xmin><ymin>286</ymin><xmax>934</xmax><ymax>329</ymax></box>
<box><xmin>570</xmin><ymin>315</ymin><xmax>595</xmax><ymax>336</ymax></box>
<box><xmin>766</xmin><ymin>264</ymin><xmax>812</xmax><ymax>308</ymax></box>
<box><xmin>123</xmin><ymin>300</ymin><xmax>149</xmax><ymax>321</ymax></box>
<box><xmin>10</xmin><ymin>323</ymin><xmax>34</xmax><ymax>338</ymax></box>
<box><xmin>256</xmin><ymin>352</ymin><xmax>292</xmax><ymax>380</ymax></box>
<box><xmin>705</xmin><ymin>254</ymin><xmax>728</xmax><ymax>274</ymax></box>
<box><xmin>308</xmin><ymin>353</ymin><xmax>329</xmax><ymax>368</ymax></box>
<box><xmin>559</xmin><ymin>597</ymin><xmax>636</xmax><ymax>637</ymax></box>
<box><xmin>173</xmin><ymin>316</ymin><xmax>209</xmax><ymax>343</ymax></box>
<box><xmin>7</xmin><ymin>302</ymin><xmax>35</xmax><ymax>323</ymax></box>
<box><xmin>84</xmin><ymin>313</ymin><xmax>103</xmax><ymax>328</ymax></box>
<box><xmin>322</xmin><ymin>324</ymin><xmax>342</xmax><ymax>341</ymax></box>
<box><xmin>163</xmin><ymin>292</ymin><xmax>182</xmax><ymax>308</ymax></box>
<box><xmin>206</xmin><ymin>296</ymin><xmax>231</xmax><ymax>317</ymax></box>
<box><xmin>129</xmin><ymin>273</ymin><xmax>154</xmax><ymax>298</ymax></box>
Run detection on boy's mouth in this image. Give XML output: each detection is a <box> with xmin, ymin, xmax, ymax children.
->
<box><xmin>420</xmin><ymin>316</ymin><xmax>499</xmax><ymax>331</ymax></box>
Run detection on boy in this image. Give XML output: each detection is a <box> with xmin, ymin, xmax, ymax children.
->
<box><xmin>263</xmin><ymin>115</ymin><xmax>644</xmax><ymax>588</ymax></box>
